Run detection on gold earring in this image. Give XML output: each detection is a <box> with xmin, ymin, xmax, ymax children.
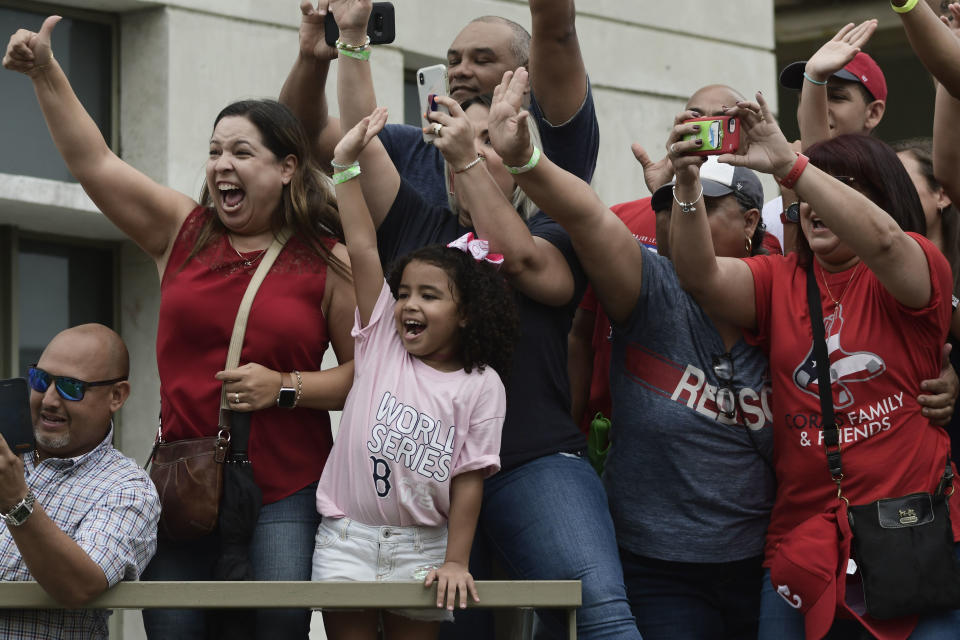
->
<box><xmin>745</xmin><ymin>235</ymin><xmax>753</xmax><ymax>255</ymax></box>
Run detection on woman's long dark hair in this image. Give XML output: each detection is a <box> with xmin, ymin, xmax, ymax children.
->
<box><xmin>796</xmin><ymin>134</ymin><xmax>926</xmax><ymax>266</ymax></box>
<box><xmin>387</xmin><ymin>244</ymin><xmax>519</xmax><ymax>380</ymax></box>
<box><xmin>191</xmin><ymin>99</ymin><xmax>348</xmax><ymax>278</ymax></box>
<box><xmin>892</xmin><ymin>137</ymin><xmax>960</xmax><ymax>300</ymax></box>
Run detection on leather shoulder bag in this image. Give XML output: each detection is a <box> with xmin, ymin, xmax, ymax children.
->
<box><xmin>147</xmin><ymin>231</ymin><xmax>290</xmax><ymax>540</ymax></box>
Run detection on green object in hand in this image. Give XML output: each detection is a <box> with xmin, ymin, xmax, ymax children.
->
<box><xmin>587</xmin><ymin>412</ymin><xmax>611</xmax><ymax>476</ymax></box>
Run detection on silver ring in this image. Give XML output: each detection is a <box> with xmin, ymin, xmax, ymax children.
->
<box><xmin>670</xmin><ymin>143</ymin><xmax>678</xmax><ymax>155</ymax></box>
<box><xmin>233</xmin><ymin>392</ymin><xmax>240</xmax><ymax>405</ymax></box>
<box><xmin>432</xmin><ymin>122</ymin><xmax>443</xmax><ymax>137</ymax></box>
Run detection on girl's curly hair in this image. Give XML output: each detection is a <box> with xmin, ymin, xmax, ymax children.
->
<box><xmin>387</xmin><ymin>244</ymin><xmax>520</xmax><ymax>381</ymax></box>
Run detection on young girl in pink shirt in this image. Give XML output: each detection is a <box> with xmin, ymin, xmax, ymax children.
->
<box><xmin>311</xmin><ymin>107</ymin><xmax>518</xmax><ymax>639</ymax></box>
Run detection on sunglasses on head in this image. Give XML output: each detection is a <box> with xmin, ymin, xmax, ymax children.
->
<box><xmin>712</xmin><ymin>352</ymin><xmax>737</xmax><ymax>420</ymax></box>
<box><xmin>27</xmin><ymin>366</ymin><xmax>126</xmax><ymax>402</ymax></box>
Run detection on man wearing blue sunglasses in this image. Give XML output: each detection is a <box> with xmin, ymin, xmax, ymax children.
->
<box><xmin>0</xmin><ymin>324</ymin><xmax>159</xmax><ymax>639</ymax></box>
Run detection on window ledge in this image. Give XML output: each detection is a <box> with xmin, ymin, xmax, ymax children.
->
<box><xmin>0</xmin><ymin>173</ymin><xmax>125</xmax><ymax>241</ymax></box>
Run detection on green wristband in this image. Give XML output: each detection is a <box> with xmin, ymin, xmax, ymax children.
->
<box><xmin>892</xmin><ymin>0</ymin><xmax>919</xmax><ymax>13</ymax></box>
<box><xmin>333</xmin><ymin>164</ymin><xmax>362</xmax><ymax>184</ymax></box>
<box><xmin>504</xmin><ymin>146</ymin><xmax>541</xmax><ymax>175</ymax></box>
<box><xmin>339</xmin><ymin>48</ymin><xmax>371</xmax><ymax>61</ymax></box>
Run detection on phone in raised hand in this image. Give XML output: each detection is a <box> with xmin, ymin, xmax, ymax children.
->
<box><xmin>417</xmin><ymin>64</ymin><xmax>450</xmax><ymax>145</ymax></box>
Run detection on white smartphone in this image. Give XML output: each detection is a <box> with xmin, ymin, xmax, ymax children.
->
<box><xmin>417</xmin><ymin>64</ymin><xmax>449</xmax><ymax>144</ymax></box>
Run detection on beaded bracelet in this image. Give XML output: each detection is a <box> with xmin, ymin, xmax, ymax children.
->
<box><xmin>331</xmin><ymin>158</ymin><xmax>356</xmax><ymax>170</ymax></box>
<box><xmin>672</xmin><ymin>184</ymin><xmax>703</xmax><ymax>214</ymax></box>
<box><xmin>335</xmin><ymin>35</ymin><xmax>371</xmax><ymax>51</ymax></box>
<box><xmin>504</xmin><ymin>146</ymin><xmax>541</xmax><ymax>175</ymax></box>
<box><xmin>292</xmin><ymin>370</ymin><xmax>303</xmax><ymax>408</ymax></box>
<box><xmin>336</xmin><ymin>35</ymin><xmax>371</xmax><ymax>61</ymax></box>
<box><xmin>455</xmin><ymin>155</ymin><xmax>486</xmax><ymax>174</ymax></box>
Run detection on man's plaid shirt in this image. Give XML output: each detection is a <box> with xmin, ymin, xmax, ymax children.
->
<box><xmin>0</xmin><ymin>426</ymin><xmax>160</xmax><ymax>639</ymax></box>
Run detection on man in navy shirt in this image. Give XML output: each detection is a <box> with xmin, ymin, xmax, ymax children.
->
<box><xmin>279</xmin><ymin>0</ymin><xmax>599</xmax><ymax>195</ymax></box>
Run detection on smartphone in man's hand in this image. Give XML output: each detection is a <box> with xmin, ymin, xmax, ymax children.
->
<box><xmin>0</xmin><ymin>378</ymin><xmax>34</xmax><ymax>455</ymax></box>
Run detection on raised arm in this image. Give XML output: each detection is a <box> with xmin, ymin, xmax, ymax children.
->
<box><xmin>0</xmin><ymin>436</ymin><xmax>109</xmax><ymax>606</ymax></box>
<box><xmin>528</xmin><ymin>0</ymin><xmax>587</xmax><ymax>124</ymax></box>
<box><xmin>2</xmin><ymin>16</ymin><xmax>194</xmax><ymax>265</ymax></box>
<box><xmin>332</xmin><ymin>108</ymin><xmax>391</xmax><ymax>325</ymax></box>
<box><xmin>278</xmin><ymin>1</ymin><xmax>343</xmax><ymax>170</ymax></box>
<box><xmin>724</xmin><ymin>93</ymin><xmax>934</xmax><ymax>308</ymax></box>
<box><xmin>664</xmin><ymin>115</ymin><xmax>758</xmax><ymax>329</ymax></box>
<box><xmin>932</xmin><ymin>6</ymin><xmax>960</xmax><ymax>203</ymax></box>
<box><xmin>423</xmin><ymin>91</ymin><xmax>570</xmax><ymax>307</ymax></box>
<box><xmin>330</xmin><ymin>1</ymin><xmax>400</xmax><ymax>228</ymax></box>
<box><xmin>934</xmin><ymin>84</ymin><xmax>960</xmax><ymax>210</ymax></box>
<box><xmin>485</xmin><ymin>69</ymin><xmax>645</xmax><ymax>321</ymax></box>
<box><xmin>798</xmin><ymin>20</ymin><xmax>878</xmax><ymax>149</ymax></box>
<box><xmin>895</xmin><ymin>0</ymin><xmax>960</xmax><ymax>98</ymax></box>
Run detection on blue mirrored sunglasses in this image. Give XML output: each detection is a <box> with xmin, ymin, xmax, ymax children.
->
<box><xmin>27</xmin><ymin>366</ymin><xmax>126</xmax><ymax>402</ymax></box>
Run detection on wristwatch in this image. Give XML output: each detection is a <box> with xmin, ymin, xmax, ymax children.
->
<box><xmin>780</xmin><ymin>201</ymin><xmax>800</xmax><ymax>225</ymax></box>
<box><xmin>276</xmin><ymin>374</ymin><xmax>297</xmax><ymax>409</ymax></box>
<box><xmin>2</xmin><ymin>491</ymin><xmax>35</xmax><ymax>527</ymax></box>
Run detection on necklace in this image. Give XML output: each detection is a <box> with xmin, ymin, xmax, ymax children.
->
<box><xmin>819</xmin><ymin>261</ymin><xmax>862</xmax><ymax>309</ymax></box>
<box><xmin>229</xmin><ymin>236</ymin><xmax>267</xmax><ymax>267</ymax></box>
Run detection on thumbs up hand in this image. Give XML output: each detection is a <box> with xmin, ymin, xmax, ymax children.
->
<box><xmin>2</xmin><ymin>15</ymin><xmax>61</xmax><ymax>78</ymax></box>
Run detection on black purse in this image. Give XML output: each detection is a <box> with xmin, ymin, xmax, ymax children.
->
<box><xmin>805</xmin><ymin>263</ymin><xmax>960</xmax><ymax>620</ymax></box>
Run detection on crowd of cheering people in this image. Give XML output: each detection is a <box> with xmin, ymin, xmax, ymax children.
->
<box><xmin>6</xmin><ymin>0</ymin><xmax>960</xmax><ymax>638</ymax></box>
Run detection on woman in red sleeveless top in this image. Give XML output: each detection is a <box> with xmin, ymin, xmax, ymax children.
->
<box><xmin>5</xmin><ymin>16</ymin><xmax>355</xmax><ymax>639</ymax></box>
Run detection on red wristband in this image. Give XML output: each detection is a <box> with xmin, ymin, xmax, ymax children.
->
<box><xmin>776</xmin><ymin>153</ymin><xmax>809</xmax><ymax>190</ymax></box>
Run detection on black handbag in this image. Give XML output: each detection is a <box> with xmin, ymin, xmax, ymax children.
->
<box><xmin>805</xmin><ymin>263</ymin><xmax>960</xmax><ymax>620</ymax></box>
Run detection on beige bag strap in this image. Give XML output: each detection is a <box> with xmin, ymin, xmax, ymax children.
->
<box><xmin>218</xmin><ymin>229</ymin><xmax>292</xmax><ymax>425</ymax></box>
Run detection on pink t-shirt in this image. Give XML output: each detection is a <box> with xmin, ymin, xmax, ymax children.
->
<box><xmin>316</xmin><ymin>282</ymin><xmax>506</xmax><ymax>527</ymax></box>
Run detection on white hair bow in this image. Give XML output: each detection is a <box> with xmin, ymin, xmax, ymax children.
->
<box><xmin>446</xmin><ymin>232</ymin><xmax>504</xmax><ymax>266</ymax></box>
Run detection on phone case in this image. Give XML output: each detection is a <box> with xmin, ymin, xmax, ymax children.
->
<box><xmin>682</xmin><ymin>116</ymin><xmax>741</xmax><ymax>156</ymax></box>
<box><xmin>0</xmin><ymin>378</ymin><xmax>35</xmax><ymax>454</ymax></box>
<box><xmin>418</xmin><ymin>64</ymin><xmax>450</xmax><ymax>144</ymax></box>
<box><xmin>324</xmin><ymin>2</ymin><xmax>396</xmax><ymax>47</ymax></box>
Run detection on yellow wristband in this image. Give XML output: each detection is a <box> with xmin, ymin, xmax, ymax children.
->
<box><xmin>891</xmin><ymin>0</ymin><xmax>920</xmax><ymax>14</ymax></box>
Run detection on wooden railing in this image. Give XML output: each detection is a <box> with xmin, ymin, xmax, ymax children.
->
<box><xmin>0</xmin><ymin>580</ymin><xmax>582</xmax><ymax>640</ymax></box>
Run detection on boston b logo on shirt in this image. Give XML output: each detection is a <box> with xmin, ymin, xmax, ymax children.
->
<box><xmin>366</xmin><ymin>391</ymin><xmax>457</xmax><ymax>500</ymax></box>
<box><xmin>792</xmin><ymin>304</ymin><xmax>885</xmax><ymax>409</ymax></box>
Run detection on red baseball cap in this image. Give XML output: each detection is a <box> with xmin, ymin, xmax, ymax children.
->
<box><xmin>779</xmin><ymin>52</ymin><xmax>887</xmax><ymax>102</ymax></box>
<box><xmin>770</xmin><ymin>509</ymin><xmax>844</xmax><ymax>640</ymax></box>
<box><xmin>770</xmin><ymin>502</ymin><xmax>917</xmax><ymax>640</ymax></box>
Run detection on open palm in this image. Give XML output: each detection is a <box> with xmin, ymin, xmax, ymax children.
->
<box><xmin>488</xmin><ymin>69</ymin><xmax>532</xmax><ymax>165</ymax></box>
<box><xmin>718</xmin><ymin>94</ymin><xmax>795</xmax><ymax>175</ymax></box>
<box><xmin>805</xmin><ymin>20</ymin><xmax>877</xmax><ymax>78</ymax></box>
<box><xmin>333</xmin><ymin>106</ymin><xmax>388</xmax><ymax>165</ymax></box>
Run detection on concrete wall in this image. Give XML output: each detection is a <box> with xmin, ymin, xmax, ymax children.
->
<box><xmin>2</xmin><ymin>1</ymin><xmax>777</xmax><ymax>637</ymax></box>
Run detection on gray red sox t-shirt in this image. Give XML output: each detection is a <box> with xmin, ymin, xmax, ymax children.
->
<box><xmin>606</xmin><ymin>248</ymin><xmax>775</xmax><ymax>562</ymax></box>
